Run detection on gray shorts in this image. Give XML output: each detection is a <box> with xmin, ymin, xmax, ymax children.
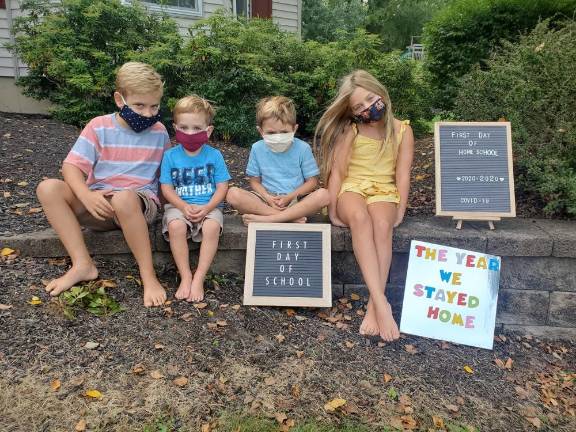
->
<box><xmin>77</xmin><ymin>191</ymin><xmax>158</xmax><ymax>231</ymax></box>
<box><xmin>162</xmin><ymin>204</ymin><xmax>224</xmax><ymax>242</ymax></box>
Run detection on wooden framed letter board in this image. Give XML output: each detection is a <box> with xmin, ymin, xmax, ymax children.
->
<box><xmin>435</xmin><ymin>122</ymin><xmax>516</xmax><ymax>219</ymax></box>
<box><xmin>243</xmin><ymin>223</ymin><xmax>332</xmax><ymax>307</ymax></box>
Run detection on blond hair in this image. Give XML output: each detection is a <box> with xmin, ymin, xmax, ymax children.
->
<box><xmin>256</xmin><ymin>96</ymin><xmax>297</xmax><ymax>127</ymax></box>
<box><xmin>314</xmin><ymin>70</ymin><xmax>396</xmax><ymax>182</ymax></box>
<box><xmin>173</xmin><ymin>95</ymin><xmax>215</xmax><ymax>125</ymax></box>
<box><xmin>115</xmin><ymin>62</ymin><xmax>163</xmax><ymax>96</ymax></box>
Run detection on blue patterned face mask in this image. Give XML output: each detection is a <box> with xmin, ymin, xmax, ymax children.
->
<box><xmin>352</xmin><ymin>98</ymin><xmax>386</xmax><ymax>123</ymax></box>
<box><xmin>118</xmin><ymin>95</ymin><xmax>161</xmax><ymax>133</ymax></box>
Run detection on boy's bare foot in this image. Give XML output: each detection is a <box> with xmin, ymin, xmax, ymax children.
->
<box><xmin>143</xmin><ymin>277</ymin><xmax>167</xmax><ymax>307</ymax></box>
<box><xmin>45</xmin><ymin>263</ymin><xmax>98</xmax><ymax>296</ymax></box>
<box><xmin>359</xmin><ymin>300</ymin><xmax>380</xmax><ymax>336</ymax></box>
<box><xmin>175</xmin><ymin>274</ymin><xmax>192</xmax><ymax>300</ymax></box>
<box><xmin>242</xmin><ymin>214</ymin><xmax>307</xmax><ymax>226</ymax></box>
<box><xmin>376</xmin><ymin>301</ymin><xmax>400</xmax><ymax>342</ymax></box>
<box><xmin>187</xmin><ymin>278</ymin><xmax>204</xmax><ymax>303</ymax></box>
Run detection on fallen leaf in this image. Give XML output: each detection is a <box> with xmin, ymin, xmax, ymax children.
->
<box><xmin>0</xmin><ymin>303</ymin><xmax>13</xmax><ymax>310</ymax></box>
<box><xmin>28</xmin><ymin>296</ymin><xmax>42</xmax><ymax>305</ymax></box>
<box><xmin>350</xmin><ymin>293</ymin><xmax>360</xmax><ymax>301</ymax></box>
<box><xmin>295</xmin><ymin>350</ymin><xmax>304</xmax><ymax>358</ymax></box>
<box><xmin>383</xmin><ymin>373</ymin><xmax>393</xmax><ymax>383</ymax></box>
<box><xmin>275</xmin><ymin>412</ymin><xmax>288</xmax><ymax>424</ymax></box>
<box><xmin>150</xmin><ymin>370</ymin><xmax>165</xmax><ymax>379</ymax></box>
<box><xmin>264</xmin><ymin>376</ymin><xmax>276</xmax><ymax>385</ymax></box>
<box><xmin>173</xmin><ymin>376</ymin><xmax>188</xmax><ymax>387</ymax></box>
<box><xmin>3</xmin><ymin>192</ymin><xmax>11</xmax><ymax>198</ymax></box>
<box><xmin>344</xmin><ymin>341</ymin><xmax>355</xmax><ymax>349</ymax></box>
<box><xmin>99</xmin><ymin>279</ymin><xmax>117</xmax><ymax>289</ymax></box>
<box><xmin>216</xmin><ymin>319</ymin><xmax>228</xmax><ymax>327</ymax></box>
<box><xmin>75</xmin><ymin>419</ymin><xmax>87</xmax><ymax>431</ymax></box>
<box><xmin>232</xmin><ymin>304</ymin><xmax>241</xmax><ymax>311</ymax></box>
<box><xmin>324</xmin><ymin>398</ymin><xmax>346</xmax><ymax>412</ymax></box>
<box><xmin>526</xmin><ymin>416</ymin><xmax>542</xmax><ymax>428</ymax></box>
<box><xmin>432</xmin><ymin>415</ymin><xmax>445</xmax><ymax>428</ymax></box>
<box><xmin>132</xmin><ymin>364</ymin><xmax>146</xmax><ymax>375</ymax></box>
<box><xmin>17</xmin><ymin>181</ymin><xmax>28</xmax><ymax>187</ymax></box>
<box><xmin>275</xmin><ymin>334</ymin><xmax>286</xmax><ymax>343</ymax></box>
<box><xmin>27</xmin><ymin>207</ymin><xmax>43</xmax><ymax>214</ymax></box>
<box><xmin>195</xmin><ymin>302</ymin><xmax>208</xmax><ymax>309</ymax></box>
<box><xmin>1</xmin><ymin>248</ymin><xmax>15</xmax><ymax>256</ymax></box>
<box><xmin>207</xmin><ymin>323</ymin><xmax>218</xmax><ymax>330</ymax></box>
<box><xmin>50</xmin><ymin>379</ymin><xmax>61</xmax><ymax>392</ymax></box>
<box><xmin>181</xmin><ymin>312</ymin><xmax>193</xmax><ymax>322</ymax></box>
<box><xmin>505</xmin><ymin>357</ymin><xmax>513</xmax><ymax>370</ymax></box>
<box><xmin>84</xmin><ymin>341</ymin><xmax>99</xmax><ymax>350</ymax></box>
<box><xmin>85</xmin><ymin>389</ymin><xmax>103</xmax><ymax>399</ymax></box>
<box><xmin>286</xmin><ymin>308</ymin><xmax>296</xmax><ymax>317</ymax></box>
<box><xmin>295</xmin><ymin>315</ymin><xmax>307</xmax><ymax>321</ymax></box>
<box><xmin>154</xmin><ymin>343</ymin><xmax>165</xmax><ymax>350</ymax></box>
<box><xmin>515</xmin><ymin>386</ymin><xmax>530</xmax><ymax>399</ymax></box>
<box><xmin>445</xmin><ymin>403</ymin><xmax>459</xmax><ymax>413</ymax></box>
<box><xmin>291</xmin><ymin>384</ymin><xmax>301</xmax><ymax>399</ymax></box>
<box><xmin>404</xmin><ymin>344</ymin><xmax>418</xmax><ymax>354</ymax></box>
<box><xmin>463</xmin><ymin>365</ymin><xmax>474</xmax><ymax>374</ymax></box>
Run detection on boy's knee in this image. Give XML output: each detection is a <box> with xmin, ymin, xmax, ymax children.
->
<box><xmin>36</xmin><ymin>178</ymin><xmax>65</xmax><ymax>200</ymax></box>
<box><xmin>168</xmin><ymin>219</ymin><xmax>188</xmax><ymax>235</ymax></box>
<box><xmin>315</xmin><ymin>188</ymin><xmax>331</xmax><ymax>206</ymax></box>
<box><xmin>110</xmin><ymin>190</ymin><xmax>140</xmax><ymax>212</ymax></box>
<box><xmin>226</xmin><ymin>187</ymin><xmax>241</xmax><ymax>205</ymax></box>
<box><xmin>202</xmin><ymin>219</ymin><xmax>221</xmax><ymax>237</ymax></box>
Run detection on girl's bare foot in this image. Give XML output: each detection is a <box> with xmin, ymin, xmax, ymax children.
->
<box><xmin>359</xmin><ymin>300</ymin><xmax>380</xmax><ymax>336</ymax></box>
<box><xmin>376</xmin><ymin>301</ymin><xmax>400</xmax><ymax>342</ymax></box>
<box><xmin>45</xmin><ymin>262</ymin><xmax>98</xmax><ymax>296</ymax></box>
<box><xmin>187</xmin><ymin>279</ymin><xmax>204</xmax><ymax>303</ymax></box>
<box><xmin>175</xmin><ymin>274</ymin><xmax>192</xmax><ymax>300</ymax></box>
<box><xmin>143</xmin><ymin>277</ymin><xmax>167</xmax><ymax>307</ymax></box>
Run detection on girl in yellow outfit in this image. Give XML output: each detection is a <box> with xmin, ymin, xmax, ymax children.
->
<box><xmin>315</xmin><ymin>70</ymin><xmax>414</xmax><ymax>342</ymax></box>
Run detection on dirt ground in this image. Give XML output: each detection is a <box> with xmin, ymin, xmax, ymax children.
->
<box><xmin>0</xmin><ymin>254</ymin><xmax>574</xmax><ymax>431</ymax></box>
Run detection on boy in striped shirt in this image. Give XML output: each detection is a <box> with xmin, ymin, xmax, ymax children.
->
<box><xmin>36</xmin><ymin>62</ymin><xmax>170</xmax><ymax>307</ymax></box>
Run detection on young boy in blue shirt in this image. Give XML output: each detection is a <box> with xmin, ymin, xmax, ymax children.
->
<box><xmin>226</xmin><ymin>96</ymin><xmax>329</xmax><ymax>224</ymax></box>
<box><xmin>160</xmin><ymin>95</ymin><xmax>231</xmax><ymax>302</ymax></box>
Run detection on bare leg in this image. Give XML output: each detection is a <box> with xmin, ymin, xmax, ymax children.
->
<box><xmin>243</xmin><ymin>188</ymin><xmax>330</xmax><ymax>224</ymax></box>
<box><xmin>361</xmin><ymin>202</ymin><xmax>399</xmax><ymax>339</ymax></box>
<box><xmin>111</xmin><ymin>191</ymin><xmax>166</xmax><ymax>307</ymax></box>
<box><xmin>226</xmin><ymin>187</ymin><xmax>279</xmax><ymax>216</ymax></box>
<box><xmin>188</xmin><ymin>219</ymin><xmax>221</xmax><ymax>302</ymax></box>
<box><xmin>166</xmin><ymin>220</ymin><xmax>193</xmax><ymax>300</ymax></box>
<box><xmin>36</xmin><ymin>179</ymin><xmax>98</xmax><ymax>296</ymax></box>
<box><xmin>337</xmin><ymin>192</ymin><xmax>399</xmax><ymax>342</ymax></box>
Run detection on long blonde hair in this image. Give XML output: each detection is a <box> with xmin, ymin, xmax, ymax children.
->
<box><xmin>314</xmin><ymin>70</ymin><xmax>396</xmax><ymax>182</ymax></box>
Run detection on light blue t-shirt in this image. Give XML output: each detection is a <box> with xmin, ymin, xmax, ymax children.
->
<box><xmin>160</xmin><ymin>144</ymin><xmax>231</xmax><ymax>205</ymax></box>
<box><xmin>245</xmin><ymin>138</ymin><xmax>320</xmax><ymax>195</ymax></box>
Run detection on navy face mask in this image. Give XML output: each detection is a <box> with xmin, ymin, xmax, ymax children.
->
<box><xmin>352</xmin><ymin>98</ymin><xmax>386</xmax><ymax>124</ymax></box>
<box><xmin>118</xmin><ymin>95</ymin><xmax>161</xmax><ymax>133</ymax></box>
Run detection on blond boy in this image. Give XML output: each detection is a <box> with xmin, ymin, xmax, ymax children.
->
<box><xmin>159</xmin><ymin>96</ymin><xmax>230</xmax><ymax>302</ymax></box>
<box><xmin>36</xmin><ymin>62</ymin><xmax>170</xmax><ymax>307</ymax></box>
<box><xmin>226</xmin><ymin>96</ymin><xmax>329</xmax><ymax>224</ymax></box>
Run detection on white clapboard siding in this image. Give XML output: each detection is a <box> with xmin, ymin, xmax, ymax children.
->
<box><xmin>272</xmin><ymin>0</ymin><xmax>300</xmax><ymax>35</ymax></box>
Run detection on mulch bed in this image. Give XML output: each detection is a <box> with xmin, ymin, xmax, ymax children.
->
<box><xmin>0</xmin><ymin>112</ymin><xmax>551</xmax><ymax>237</ymax></box>
<box><xmin>0</xmin><ymin>254</ymin><xmax>575</xmax><ymax>431</ymax></box>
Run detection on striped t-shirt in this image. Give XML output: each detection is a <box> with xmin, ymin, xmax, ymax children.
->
<box><xmin>63</xmin><ymin>114</ymin><xmax>170</xmax><ymax>203</ymax></box>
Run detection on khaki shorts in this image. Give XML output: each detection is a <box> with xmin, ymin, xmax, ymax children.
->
<box><xmin>77</xmin><ymin>191</ymin><xmax>158</xmax><ymax>231</ymax></box>
<box><xmin>249</xmin><ymin>190</ymin><xmax>299</xmax><ymax>207</ymax></box>
<box><xmin>162</xmin><ymin>204</ymin><xmax>224</xmax><ymax>242</ymax></box>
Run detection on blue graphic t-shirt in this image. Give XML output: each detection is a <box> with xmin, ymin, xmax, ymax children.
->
<box><xmin>159</xmin><ymin>144</ymin><xmax>231</xmax><ymax>205</ymax></box>
<box><xmin>246</xmin><ymin>138</ymin><xmax>320</xmax><ymax>195</ymax></box>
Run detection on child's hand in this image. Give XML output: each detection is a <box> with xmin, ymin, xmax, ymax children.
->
<box><xmin>274</xmin><ymin>194</ymin><xmax>294</xmax><ymax>209</ymax></box>
<box><xmin>182</xmin><ymin>203</ymin><xmax>199</xmax><ymax>220</ymax></box>
<box><xmin>187</xmin><ymin>205</ymin><xmax>210</xmax><ymax>223</ymax></box>
<box><xmin>394</xmin><ymin>207</ymin><xmax>406</xmax><ymax>227</ymax></box>
<box><xmin>80</xmin><ymin>189</ymin><xmax>115</xmax><ymax>221</ymax></box>
<box><xmin>264</xmin><ymin>194</ymin><xmax>283</xmax><ymax>210</ymax></box>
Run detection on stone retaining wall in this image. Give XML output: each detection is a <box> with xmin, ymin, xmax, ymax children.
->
<box><xmin>2</xmin><ymin>216</ymin><xmax>574</xmax><ymax>338</ymax></box>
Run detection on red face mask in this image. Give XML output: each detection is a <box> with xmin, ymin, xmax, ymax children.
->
<box><xmin>176</xmin><ymin>129</ymin><xmax>209</xmax><ymax>152</ymax></box>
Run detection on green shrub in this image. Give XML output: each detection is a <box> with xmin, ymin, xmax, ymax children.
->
<box><xmin>9</xmin><ymin>0</ymin><xmax>182</xmax><ymax>126</ymax></box>
<box><xmin>423</xmin><ymin>0</ymin><xmax>576</xmax><ymax>110</ymax></box>
<box><xmin>454</xmin><ymin>19</ymin><xmax>576</xmax><ymax>217</ymax></box>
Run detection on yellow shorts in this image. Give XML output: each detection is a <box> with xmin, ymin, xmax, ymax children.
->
<box><xmin>339</xmin><ymin>181</ymin><xmax>400</xmax><ymax>205</ymax></box>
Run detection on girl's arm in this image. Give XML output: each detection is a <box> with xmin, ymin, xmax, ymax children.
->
<box><xmin>327</xmin><ymin>126</ymin><xmax>353</xmax><ymax>227</ymax></box>
<box><xmin>395</xmin><ymin>122</ymin><xmax>415</xmax><ymax>227</ymax></box>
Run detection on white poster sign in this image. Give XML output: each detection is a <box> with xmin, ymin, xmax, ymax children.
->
<box><xmin>400</xmin><ymin>240</ymin><xmax>500</xmax><ymax>349</ymax></box>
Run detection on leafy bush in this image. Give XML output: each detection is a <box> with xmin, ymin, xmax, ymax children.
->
<box><xmin>454</xmin><ymin>20</ymin><xmax>576</xmax><ymax>216</ymax></box>
<box><xmin>423</xmin><ymin>0</ymin><xmax>576</xmax><ymax>110</ymax></box>
<box><xmin>9</xmin><ymin>0</ymin><xmax>182</xmax><ymax>126</ymax></box>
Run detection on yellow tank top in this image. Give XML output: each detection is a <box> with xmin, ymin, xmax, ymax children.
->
<box><xmin>339</xmin><ymin>120</ymin><xmax>410</xmax><ymax>201</ymax></box>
